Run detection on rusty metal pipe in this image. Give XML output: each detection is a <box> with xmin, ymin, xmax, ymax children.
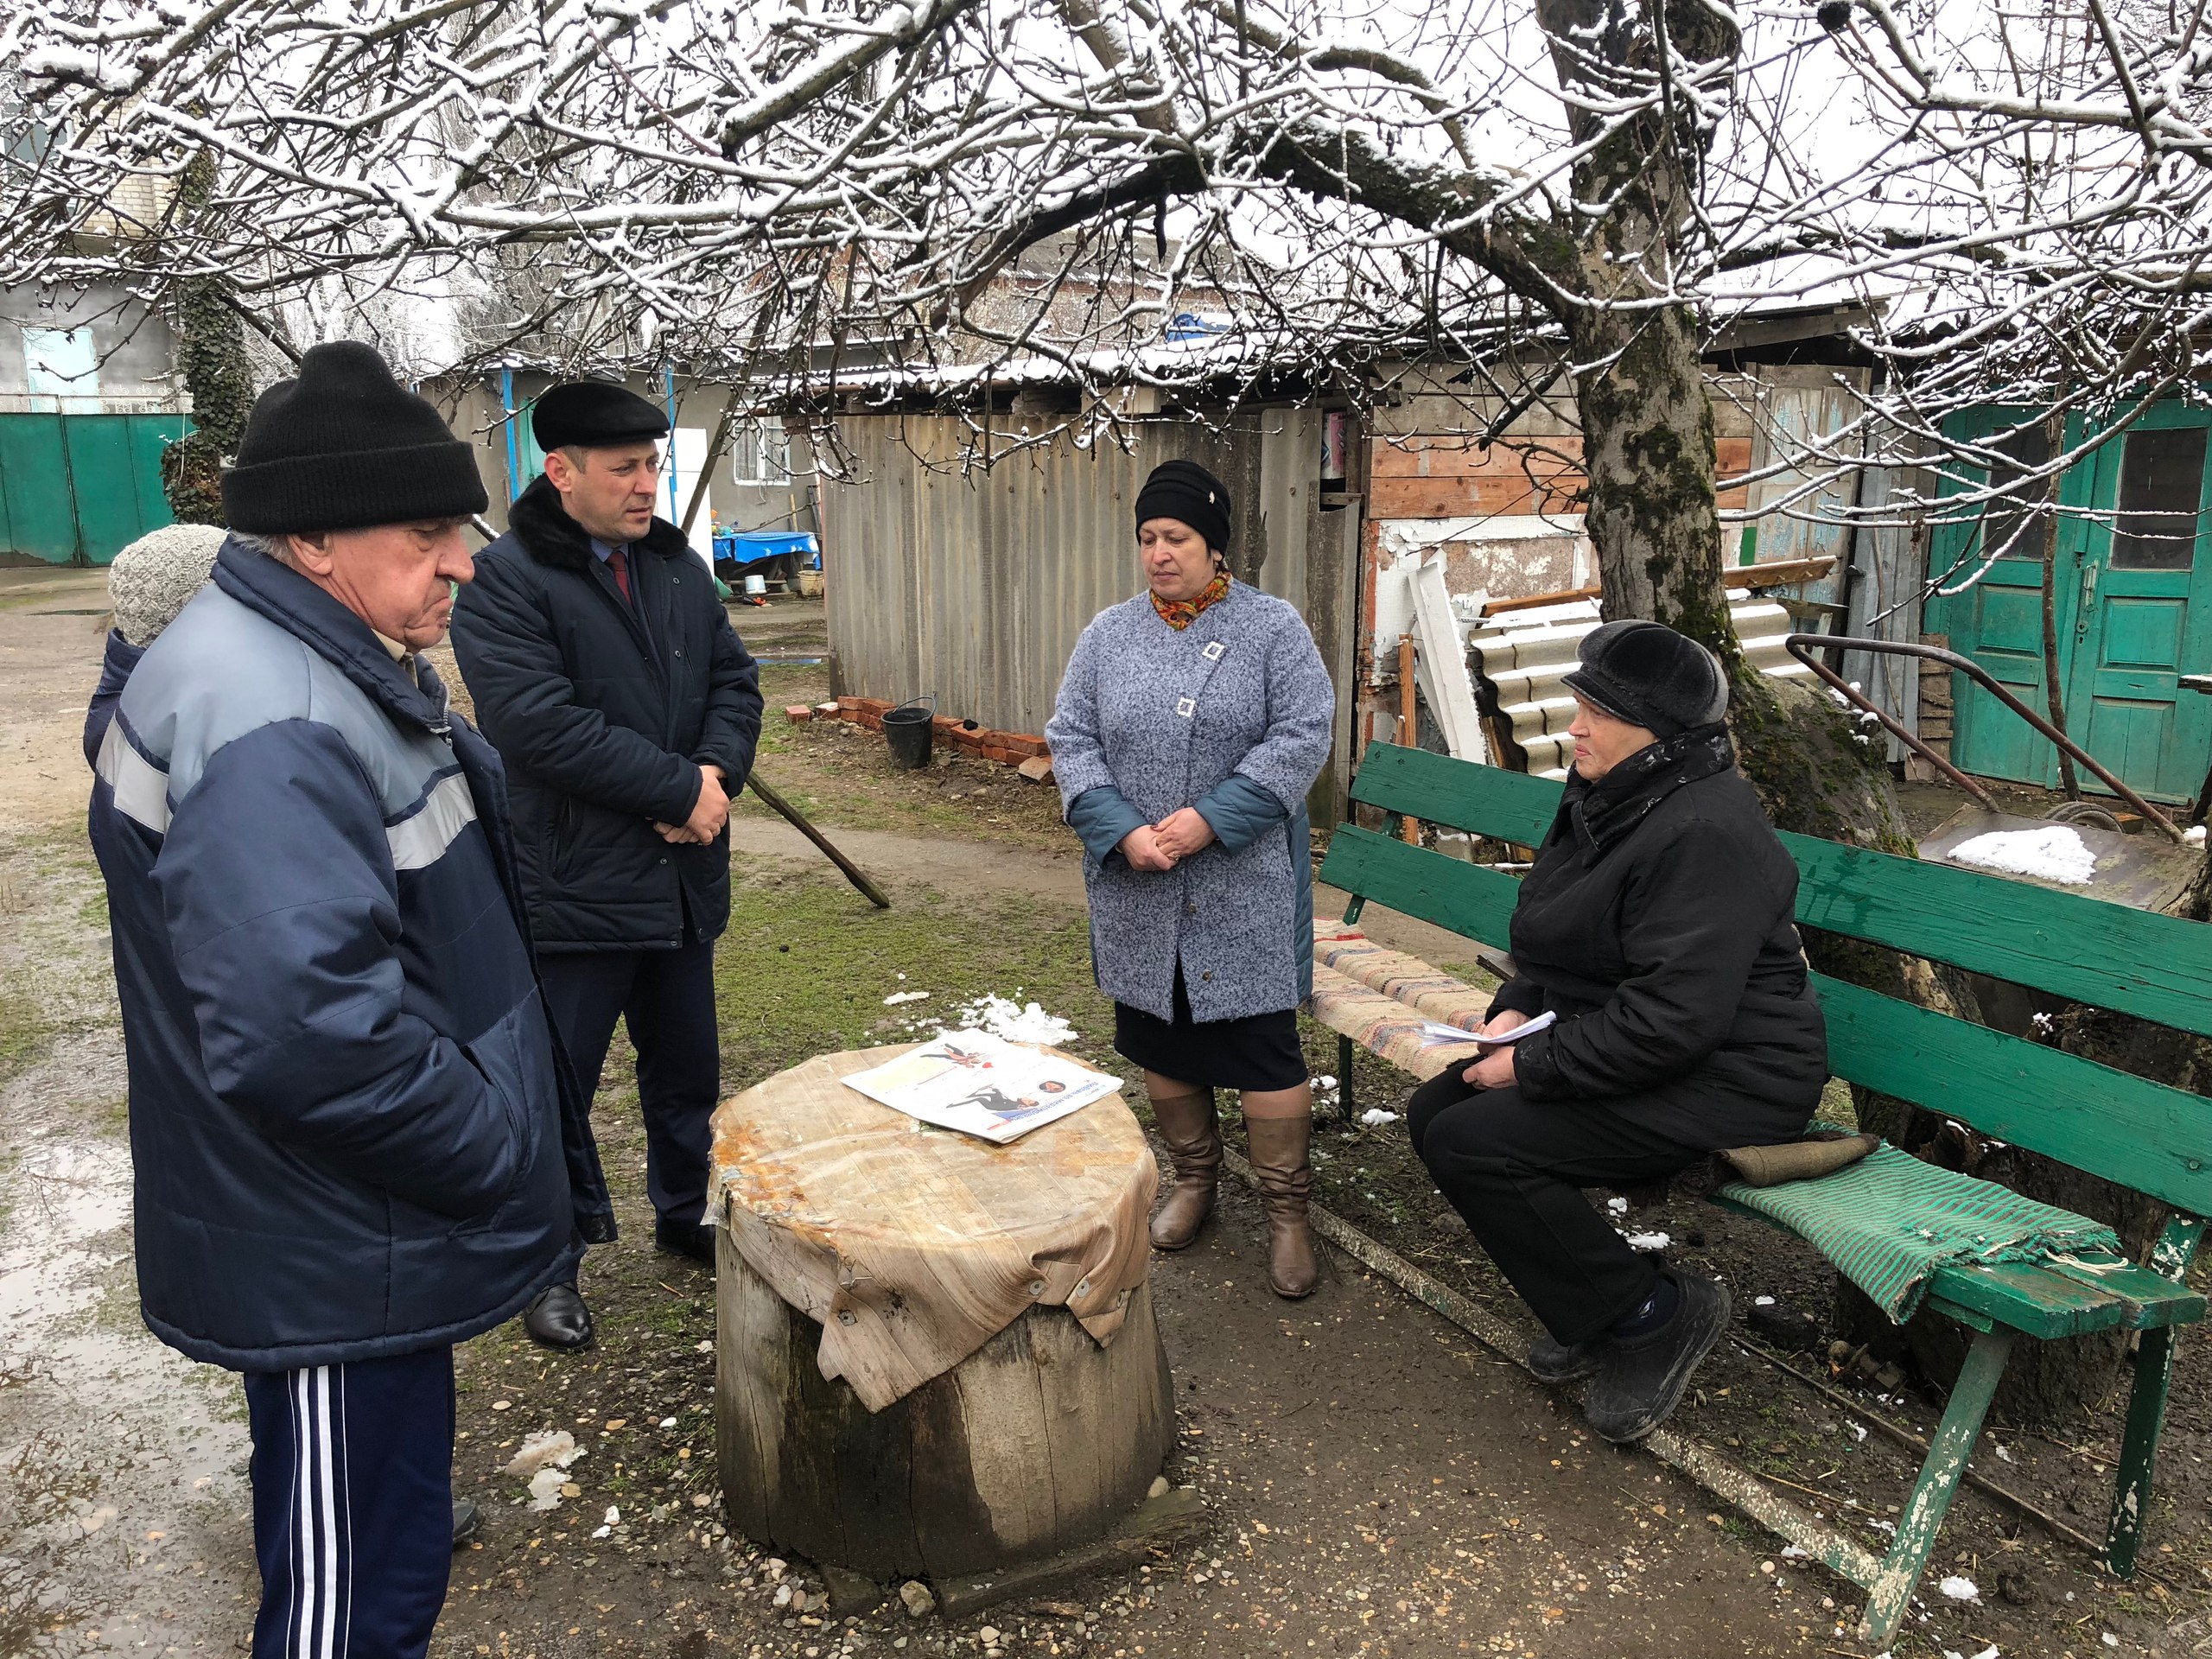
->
<box><xmin>1785</xmin><ymin>634</ymin><xmax>2188</xmax><ymax>845</ymax></box>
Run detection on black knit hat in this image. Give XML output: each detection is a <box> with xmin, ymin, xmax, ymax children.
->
<box><xmin>1135</xmin><ymin>460</ymin><xmax>1231</xmax><ymax>555</ymax></box>
<box><xmin>220</xmin><ymin>341</ymin><xmax>489</xmax><ymax>533</ymax></box>
<box><xmin>532</xmin><ymin>380</ymin><xmax>671</xmax><ymax>452</ymax></box>
<box><xmin>1562</xmin><ymin>620</ymin><xmax>1730</xmax><ymax>738</ymax></box>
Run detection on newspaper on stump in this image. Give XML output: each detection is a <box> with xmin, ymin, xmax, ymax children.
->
<box><xmin>842</xmin><ymin>1029</ymin><xmax>1122</xmax><ymax>1143</ymax></box>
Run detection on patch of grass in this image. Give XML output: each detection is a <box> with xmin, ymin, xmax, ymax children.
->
<box><xmin>713</xmin><ymin>868</ymin><xmax>1113</xmax><ymax>1093</ymax></box>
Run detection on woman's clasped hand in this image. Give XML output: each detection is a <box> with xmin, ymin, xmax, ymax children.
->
<box><xmin>1121</xmin><ymin>808</ymin><xmax>1217</xmax><ymax>869</ymax></box>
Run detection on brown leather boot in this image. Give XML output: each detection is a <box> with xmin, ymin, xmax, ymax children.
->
<box><xmin>1245</xmin><ymin>1115</ymin><xmax>1319</xmax><ymax>1298</ymax></box>
<box><xmin>1147</xmin><ymin>1089</ymin><xmax>1220</xmax><ymax>1251</ymax></box>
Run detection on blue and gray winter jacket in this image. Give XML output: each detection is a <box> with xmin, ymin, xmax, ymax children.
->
<box><xmin>86</xmin><ymin>541</ymin><xmax>604</xmax><ymax>1372</ymax></box>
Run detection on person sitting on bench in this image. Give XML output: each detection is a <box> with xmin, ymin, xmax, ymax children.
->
<box><xmin>1405</xmin><ymin>619</ymin><xmax>1828</xmax><ymax>1445</ymax></box>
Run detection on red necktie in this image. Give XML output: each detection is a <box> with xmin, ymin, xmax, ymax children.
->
<box><xmin>607</xmin><ymin>545</ymin><xmax>633</xmax><ymax>605</ymax></box>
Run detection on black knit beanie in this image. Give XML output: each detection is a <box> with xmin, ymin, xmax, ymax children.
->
<box><xmin>1135</xmin><ymin>460</ymin><xmax>1232</xmax><ymax>556</ymax></box>
<box><xmin>220</xmin><ymin>341</ymin><xmax>489</xmax><ymax>533</ymax></box>
<box><xmin>1562</xmin><ymin>620</ymin><xmax>1730</xmax><ymax>738</ymax></box>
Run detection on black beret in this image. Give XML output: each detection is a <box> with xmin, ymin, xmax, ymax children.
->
<box><xmin>1135</xmin><ymin>460</ymin><xmax>1232</xmax><ymax>555</ymax></box>
<box><xmin>531</xmin><ymin>380</ymin><xmax>671</xmax><ymax>452</ymax></box>
<box><xmin>1562</xmin><ymin>620</ymin><xmax>1730</xmax><ymax>739</ymax></box>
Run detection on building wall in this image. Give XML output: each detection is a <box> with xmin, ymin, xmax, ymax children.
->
<box><xmin>0</xmin><ymin>283</ymin><xmax>185</xmax><ymax>415</ymax></box>
<box><xmin>817</xmin><ymin>409</ymin><xmax>1361</xmax><ymax>817</ymax></box>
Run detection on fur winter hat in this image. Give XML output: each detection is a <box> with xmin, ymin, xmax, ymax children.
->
<box><xmin>108</xmin><ymin>523</ymin><xmax>226</xmax><ymax>646</ymax></box>
<box><xmin>1562</xmin><ymin>619</ymin><xmax>1730</xmax><ymax>738</ymax></box>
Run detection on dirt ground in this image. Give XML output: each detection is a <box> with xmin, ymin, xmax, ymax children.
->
<box><xmin>0</xmin><ymin>570</ymin><xmax>2202</xmax><ymax>1658</ymax></box>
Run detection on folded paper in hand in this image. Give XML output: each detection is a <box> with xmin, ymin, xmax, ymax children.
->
<box><xmin>842</xmin><ymin>1030</ymin><xmax>1122</xmax><ymax>1144</ymax></box>
<box><xmin>1414</xmin><ymin>1008</ymin><xmax>1558</xmax><ymax>1049</ymax></box>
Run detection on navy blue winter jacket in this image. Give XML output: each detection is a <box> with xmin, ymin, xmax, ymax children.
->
<box><xmin>450</xmin><ymin>478</ymin><xmax>762</xmax><ymax>952</ymax></box>
<box><xmin>86</xmin><ymin>541</ymin><xmax>607</xmax><ymax>1371</ymax></box>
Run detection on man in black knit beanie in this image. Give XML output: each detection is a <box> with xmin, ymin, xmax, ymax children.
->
<box><xmin>86</xmin><ymin>341</ymin><xmax>608</xmax><ymax>1657</ymax></box>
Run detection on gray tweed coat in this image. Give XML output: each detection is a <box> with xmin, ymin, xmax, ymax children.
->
<box><xmin>1046</xmin><ymin>583</ymin><xmax>1335</xmax><ymax>1023</ymax></box>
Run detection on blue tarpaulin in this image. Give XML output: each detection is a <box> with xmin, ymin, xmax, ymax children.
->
<box><xmin>714</xmin><ymin>530</ymin><xmax>821</xmax><ymax>571</ymax></box>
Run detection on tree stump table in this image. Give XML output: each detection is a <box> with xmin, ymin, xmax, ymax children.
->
<box><xmin>711</xmin><ymin>1044</ymin><xmax>1173</xmax><ymax>1581</ymax></box>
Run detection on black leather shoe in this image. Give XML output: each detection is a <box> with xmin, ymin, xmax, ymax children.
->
<box><xmin>452</xmin><ymin>1498</ymin><xmax>481</xmax><ymax>1548</ymax></box>
<box><xmin>522</xmin><ymin>1282</ymin><xmax>594</xmax><ymax>1350</ymax></box>
<box><xmin>655</xmin><ymin>1218</ymin><xmax>716</xmax><ymax>1267</ymax></box>
<box><xmin>1583</xmin><ymin>1272</ymin><xmax>1731</xmax><ymax>1445</ymax></box>
<box><xmin>1526</xmin><ymin>1334</ymin><xmax>1601</xmax><ymax>1385</ymax></box>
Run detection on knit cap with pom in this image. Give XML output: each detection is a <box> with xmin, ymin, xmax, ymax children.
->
<box><xmin>108</xmin><ymin>524</ymin><xmax>226</xmax><ymax>646</ymax></box>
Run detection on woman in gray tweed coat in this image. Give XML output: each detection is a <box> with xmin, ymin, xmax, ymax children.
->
<box><xmin>1046</xmin><ymin>461</ymin><xmax>1335</xmax><ymax>1299</ymax></box>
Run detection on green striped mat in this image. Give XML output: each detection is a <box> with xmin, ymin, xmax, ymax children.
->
<box><xmin>1719</xmin><ymin>1145</ymin><xmax>2122</xmax><ymax>1321</ymax></box>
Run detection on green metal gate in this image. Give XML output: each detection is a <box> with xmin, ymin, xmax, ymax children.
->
<box><xmin>0</xmin><ymin>411</ymin><xmax>189</xmax><ymax>566</ymax></box>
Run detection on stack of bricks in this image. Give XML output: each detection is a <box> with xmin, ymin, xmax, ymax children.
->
<box><xmin>783</xmin><ymin>696</ymin><xmax>1051</xmax><ymax>769</ymax></box>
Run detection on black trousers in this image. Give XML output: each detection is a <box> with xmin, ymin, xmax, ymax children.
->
<box><xmin>540</xmin><ymin>941</ymin><xmax>719</xmax><ymax>1239</ymax></box>
<box><xmin>1407</xmin><ymin>1073</ymin><xmax>1705</xmax><ymax>1346</ymax></box>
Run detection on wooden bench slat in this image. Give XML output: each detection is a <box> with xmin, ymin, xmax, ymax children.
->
<box><xmin>1318</xmin><ymin>823</ymin><xmax>1521</xmax><ymax>947</ymax></box>
<box><xmin>1344</xmin><ymin>743</ymin><xmax>2212</xmax><ymax>1040</ymax></box>
<box><xmin>1815</xmin><ymin>974</ymin><xmax>2212</xmax><ymax>1218</ymax></box>
<box><xmin>1348</xmin><ymin>742</ymin><xmax>1560</xmax><ymax>844</ymax></box>
<box><xmin>1925</xmin><ymin>1261</ymin><xmax>2169</xmax><ymax>1339</ymax></box>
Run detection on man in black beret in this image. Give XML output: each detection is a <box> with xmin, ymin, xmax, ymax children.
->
<box><xmin>452</xmin><ymin>380</ymin><xmax>763</xmax><ymax>1350</ymax></box>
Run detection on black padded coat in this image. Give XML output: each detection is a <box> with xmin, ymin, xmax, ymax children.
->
<box><xmin>451</xmin><ymin>477</ymin><xmax>762</xmax><ymax>952</ymax></box>
<box><xmin>1491</xmin><ymin>726</ymin><xmax>1829</xmax><ymax>1148</ymax></box>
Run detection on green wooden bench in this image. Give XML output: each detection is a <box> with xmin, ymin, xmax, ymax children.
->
<box><xmin>1317</xmin><ymin>742</ymin><xmax>2211</xmax><ymax>1647</ymax></box>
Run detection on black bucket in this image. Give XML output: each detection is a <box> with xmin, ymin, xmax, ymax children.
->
<box><xmin>883</xmin><ymin>696</ymin><xmax>936</xmax><ymax>769</ymax></box>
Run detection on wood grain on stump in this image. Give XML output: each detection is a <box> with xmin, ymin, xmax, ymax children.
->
<box><xmin>711</xmin><ymin>1045</ymin><xmax>1173</xmax><ymax>1579</ymax></box>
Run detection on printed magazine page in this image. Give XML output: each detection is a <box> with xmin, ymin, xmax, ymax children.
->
<box><xmin>842</xmin><ymin>1030</ymin><xmax>1123</xmax><ymax>1144</ymax></box>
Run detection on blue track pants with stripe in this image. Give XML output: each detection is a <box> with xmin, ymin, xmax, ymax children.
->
<box><xmin>243</xmin><ymin>1346</ymin><xmax>455</xmax><ymax>1658</ymax></box>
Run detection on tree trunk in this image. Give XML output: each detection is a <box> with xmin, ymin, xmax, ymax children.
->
<box><xmin>159</xmin><ymin>153</ymin><xmax>254</xmax><ymax>526</ymax></box>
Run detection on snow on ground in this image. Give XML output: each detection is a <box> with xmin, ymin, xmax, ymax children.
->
<box><xmin>1946</xmin><ymin>824</ymin><xmax>2097</xmax><ymax>885</ymax></box>
<box><xmin>938</xmin><ymin>993</ymin><xmax>1080</xmax><ymax>1045</ymax></box>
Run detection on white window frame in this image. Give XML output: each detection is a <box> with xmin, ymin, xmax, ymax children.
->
<box><xmin>729</xmin><ymin>417</ymin><xmax>790</xmax><ymax>487</ymax></box>
<box><xmin>22</xmin><ymin>325</ymin><xmax>98</xmax><ymax>399</ymax></box>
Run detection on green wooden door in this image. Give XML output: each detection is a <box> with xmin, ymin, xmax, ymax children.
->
<box><xmin>2063</xmin><ymin>410</ymin><xmax>2212</xmax><ymax>804</ymax></box>
<box><xmin>1926</xmin><ymin>412</ymin><xmax>2085</xmax><ymax>791</ymax></box>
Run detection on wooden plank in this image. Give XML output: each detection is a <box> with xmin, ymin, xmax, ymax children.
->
<box><xmin>1783</xmin><ymin>831</ymin><xmax>2212</xmax><ymax>1042</ymax></box>
<box><xmin>1346</xmin><ymin>744</ymin><xmax>1560</xmax><ymax>844</ymax></box>
<box><xmin>1315</xmin><ymin>825</ymin><xmax>1522</xmax><ymax>946</ymax></box>
<box><xmin>1923</xmin><ymin>1260</ymin><xmax>2140</xmax><ymax>1339</ymax></box>
<box><xmin>1344</xmin><ymin>744</ymin><xmax>2212</xmax><ymax>1039</ymax></box>
<box><xmin>1815</xmin><ymin>974</ymin><xmax>2212</xmax><ymax>1217</ymax></box>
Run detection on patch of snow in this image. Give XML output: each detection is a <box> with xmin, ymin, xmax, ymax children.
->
<box><xmin>1938</xmin><ymin>1575</ymin><xmax>1980</xmax><ymax>1602</ymax></box>
<box><xmin>1359</xmin><ymin>1108</ymin><xmax>1398</xmax><ymax>1127</ymax></box>
<box><xmin>2188</xmin><ymin>825</ymin><xmax>2207</xmax><ymax>846</ymax></box>
<box><xmin>503</xmin><ymin>1428</ymin><xmax>583</xmax><ymax>1479</ymax></box>
<box><xmin>882</xmin><ymin>989</ymin><xmax>931</xmax><ymax>1005</ymax></box>
<box><xmin>1606</xmin><ymin>1196</ymin><xmax>1629</xmax><ymax>1216</ymax></box>
<box><xmin>1754</xmin><ymin>1294</ymin><xmax>1776</xmax><ymax>1306</ymax></box>
<box><xmin>1948</xmin><ymin>825</ymin><xmax>2097</xmax><ymax>886</ymax></box>
<box><xmin>1623</xmin><ymin>1230</ymin><xmax>1670</xmax><ymax>1252</ymax></box>
<box><xmin>938</xmin><ymin>995</ymin><xmax>1079</xmax><ymax>1045</ymax></box>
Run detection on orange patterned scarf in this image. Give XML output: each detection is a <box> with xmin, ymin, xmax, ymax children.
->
<box><xmin>1150</xmin><ymin>570</ymin><xmax>1231</xmax><ymax>630</ymax></box>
